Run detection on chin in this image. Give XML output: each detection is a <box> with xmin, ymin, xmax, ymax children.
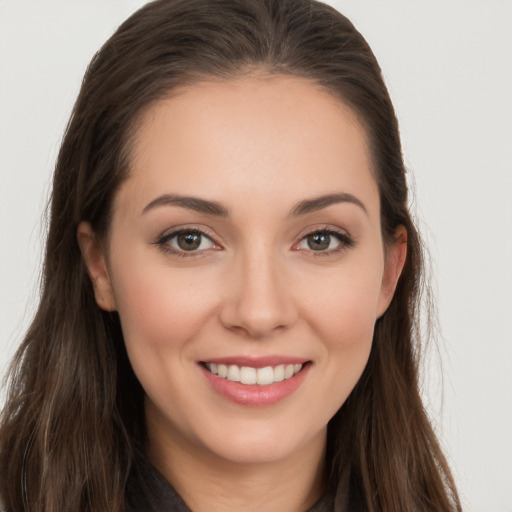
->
<box><xmin>198</xmin><ymin>421</ymin><xmax>326</xmax><ymax>466</ymax></box>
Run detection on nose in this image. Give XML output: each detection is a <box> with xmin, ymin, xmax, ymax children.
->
<box><xmin>219</xmin><ymin>247</ymin><xmax>297</xmax><ymax>339</ymax></box>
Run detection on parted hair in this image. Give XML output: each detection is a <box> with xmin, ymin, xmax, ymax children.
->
<box><xmin>0</xmin><ymin>0</ymin><xmax>461</xmax><ymax>510</ymax></box>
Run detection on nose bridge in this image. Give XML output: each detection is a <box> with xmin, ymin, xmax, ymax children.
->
<box><xmin>221</xmin><ymin>240</ymin><xmax>295</xmax><ymax>338</ymax></box>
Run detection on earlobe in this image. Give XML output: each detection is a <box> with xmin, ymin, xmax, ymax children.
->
<box><xmin>377</xmin><ymin>225</ymin><xmax>407</xmax><ymax>317</ymax></box>
<box><xmin>77</xmin><ymin>222</ymin><xmax>117</xmax><ymax>311</ymax></box>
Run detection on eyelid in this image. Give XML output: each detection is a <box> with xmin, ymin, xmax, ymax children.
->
<box><xmin>292</xmin><ymin>225</ymin><xmax>355</xmax><ymax>255</ymax></box>
<box><xmin>155</xmin><ymin>225</ymin><xmax>222</xmax><ymax>257</ymax></box>
<box><xmin>153</xmin><ymin>223</ymin><xmax>355</xmax><ymax>258</ymax></box>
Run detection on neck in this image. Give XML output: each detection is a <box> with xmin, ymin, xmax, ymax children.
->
<box><xmin>146</xmin><ymin>417</ymin><xmax>326</xmax><ymax>512</ymax></box>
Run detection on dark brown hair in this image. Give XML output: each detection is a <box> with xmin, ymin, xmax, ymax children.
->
<box><xmin>0</xmin><ymin>0</ymin><xmax>461</xmax><ymax>510</ymax></box>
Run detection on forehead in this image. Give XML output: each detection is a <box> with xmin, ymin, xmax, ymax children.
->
<box><xmin>116</xmin><ymin>75</ymin><xmax>378</xmax><ymax>220</ymax></box>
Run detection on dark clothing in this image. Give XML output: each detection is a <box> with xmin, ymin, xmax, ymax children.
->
<box><xmin>126</xmin><ymin>455</ymin><xmax>365</xmax><ymax>511</ymax></box>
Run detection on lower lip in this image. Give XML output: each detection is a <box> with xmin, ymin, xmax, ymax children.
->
<box><xmin>200</xmin><ymin>364</ymin><xmax>310</xmax><ymax>406</ymax></box>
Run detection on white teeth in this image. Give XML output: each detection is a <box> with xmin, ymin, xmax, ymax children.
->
<box><xmin>256</xmin><ymin>366</ymin><xmax>274</xmax><ymax>385</ymax></box>
<box><xmin>218</xmin><ymin>364</ymin><xmax>228</xmax><ymax>378</ymax></box>
<box><xmin>240</xmin><ymin>366</ymin><xmax>257</xmax><ymax>385</ymax></box>
<box><xmin>227</xmin><ymin>365</ymin><xmax>240</xmax><ymax>382</ymax></box>
<box><xmin>206</xmin><ymin>362</ymin><xmax>304</xmax><ymax>386</ymax></box>
<box><xmin>273</xmin><ymin>364</ymin><xmax>285</xmax><ymax>382</ymax></box>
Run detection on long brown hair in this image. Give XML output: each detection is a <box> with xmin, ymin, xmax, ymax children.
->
<box><xmin>0</xmin><ymin>1</ymin><xmax>461</xmax><ymax>510</ymax></box>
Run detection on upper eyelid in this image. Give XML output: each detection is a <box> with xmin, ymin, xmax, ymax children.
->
<box><xmin>155</xmin><ymin>227</ymin><xmax>222</xmax><ymax>256</ymax></box>
<box><xmin>159</xmin><ymin>226</ymin><xmax>219</xmax><ymax>242</ymax></box>
<box><xmin>294</xmin><ymin>226</ymin><xmax>355</xmax><ymax>251</ymax></box>
<box><xmin>295</xmin><ymin>224</ymin><xmax>352</xmax><ymax>240</ymax></box>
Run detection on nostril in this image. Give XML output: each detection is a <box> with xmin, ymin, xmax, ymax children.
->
<box><xmin>217</xmin><ymin>261</ymin><xmax>298</xmax><ymax>338</ymax></box>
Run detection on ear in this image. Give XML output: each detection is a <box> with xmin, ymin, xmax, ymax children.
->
<box><xmin>77</xmin><ymin>221</ymin><xmax>117</xmax><ymax>311</ymax></box>
<box><xmin>377</xmin><ymin>225</ymin><xmax>407</xmax><ymax>317</ymax></box>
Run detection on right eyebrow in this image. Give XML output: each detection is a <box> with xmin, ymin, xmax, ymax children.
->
<box><xmin>141</xmin><ymin>194</ymin><xmax>229</xmax><ymax>216</ymax></box>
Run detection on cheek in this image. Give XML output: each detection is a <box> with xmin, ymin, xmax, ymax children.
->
<box><xmin>295</xmin><ymin>254</ymin><xmax>383</xmax><ymax>404</ymax></box>
<box><xmin>301</xmin><ymin>263</ymin><xmax>383</xmax><ymax>347</ymax></box>
<box><xmin>109</xmin><ymin>261</ymin><xmax>222</xmax><ymax>418</ymax></box>
<box><xmin>312</xmin><ymin>284</ymin><xmax>378</xmax><ymax>410</ymax></box>
<box><xmin>110</xmin><ymin>257</ymin><xmax>218</xmax><ymax>354</ymax></box>
<box><xmin>316</xmin><ymin>282</ymin><xmax>377</xmax><ymax>371</ymax></box>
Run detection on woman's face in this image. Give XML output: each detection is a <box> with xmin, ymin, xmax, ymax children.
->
<box><xmin>80</xmin><ymin>76</ymin><xmax>405</xmax><ymax>466</ymax></box>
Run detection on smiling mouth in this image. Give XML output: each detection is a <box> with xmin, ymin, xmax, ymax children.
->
<box><xmin>203</xmin><ymin>362</ymin><xmax>306</xmax><ymax>386</ymax></box>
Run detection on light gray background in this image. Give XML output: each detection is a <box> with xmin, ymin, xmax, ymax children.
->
<box><xmin>1</xmin><ymin>1</ymin><xmax>511</xmax><ymax>510</ymax></box>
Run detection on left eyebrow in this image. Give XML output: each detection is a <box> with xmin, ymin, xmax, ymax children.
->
<box><xmin>289</xmin><ymin>192</ymin><xmax>368</xmax><ymax>217</ymax></box>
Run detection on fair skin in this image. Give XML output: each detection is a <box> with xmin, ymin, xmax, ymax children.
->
<box><xmin>78</xmin><ymin>76</ymin><xmax>406</xmax><ymax>512</ymax></box>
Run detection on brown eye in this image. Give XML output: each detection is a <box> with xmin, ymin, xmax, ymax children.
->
<box><xmin>177</xmin><ymin>232</ymin><xmax>202</xmax><ymax>251</ymax></box>
<box><xmin>158</xmin><ymin>229</ymin><xmax>216</xmax><ymax>254</ymax></box>
<box><xmin>306</xmin><ymin>233</ymin><xmax>332</xmax><ymax>251</ymax></box>
<box><xmin>296</xmin><ymin>229</ymin><xmax>354</xmax><ymax>254</ymax></box>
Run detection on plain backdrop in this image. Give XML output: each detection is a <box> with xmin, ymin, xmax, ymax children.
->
<box><xmin>1</xmin><ymin>1</ymin><xmax>511</xmax><ymax>510</ymax></box>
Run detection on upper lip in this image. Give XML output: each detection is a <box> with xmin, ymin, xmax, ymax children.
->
<box><xmin>200</xmin><ymin>356</ymin><xmax>310</xmax><ymax>368</ymax></box>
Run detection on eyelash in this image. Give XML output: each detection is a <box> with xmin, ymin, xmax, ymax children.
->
<box><xmin>294</xmin><ymin>227</ymin><xmax>355</xmax><ymax>257</ymax></box>
<box><xmin>155</xmin><ymin>228</ymin><xmax>219</xmax><ymax>258</ymax></box>
<box><xmin>155</xmin><ymin>226</ymin><xmax>355</xmax><ymax>258</ymax></box>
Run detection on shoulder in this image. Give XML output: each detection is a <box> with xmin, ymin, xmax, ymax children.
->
<box><xmin>127</xmin><ymin>455</ymin><xmax>191</xmax><ymax>512</ymax></box>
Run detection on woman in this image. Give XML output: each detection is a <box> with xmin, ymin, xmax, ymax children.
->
<box><xmin>0</xmin><ymin>0</ymin><xmax>461</xmax><ymax>510</ymax></box>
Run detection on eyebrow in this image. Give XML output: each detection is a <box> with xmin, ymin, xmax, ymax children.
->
<box><xmin>142</xmin><ymin>194</ymin><xmax>229</xmax><ymax>216</ymax></box>
<box><xmin>290</xmin><ymin>192</ymin><xmax>367</xmax><ymax>216</ymax></box>
<box><xmin>141</xmin><ymin>191</ymin><xmax>367</xmax><ymax>217</ymax></box>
